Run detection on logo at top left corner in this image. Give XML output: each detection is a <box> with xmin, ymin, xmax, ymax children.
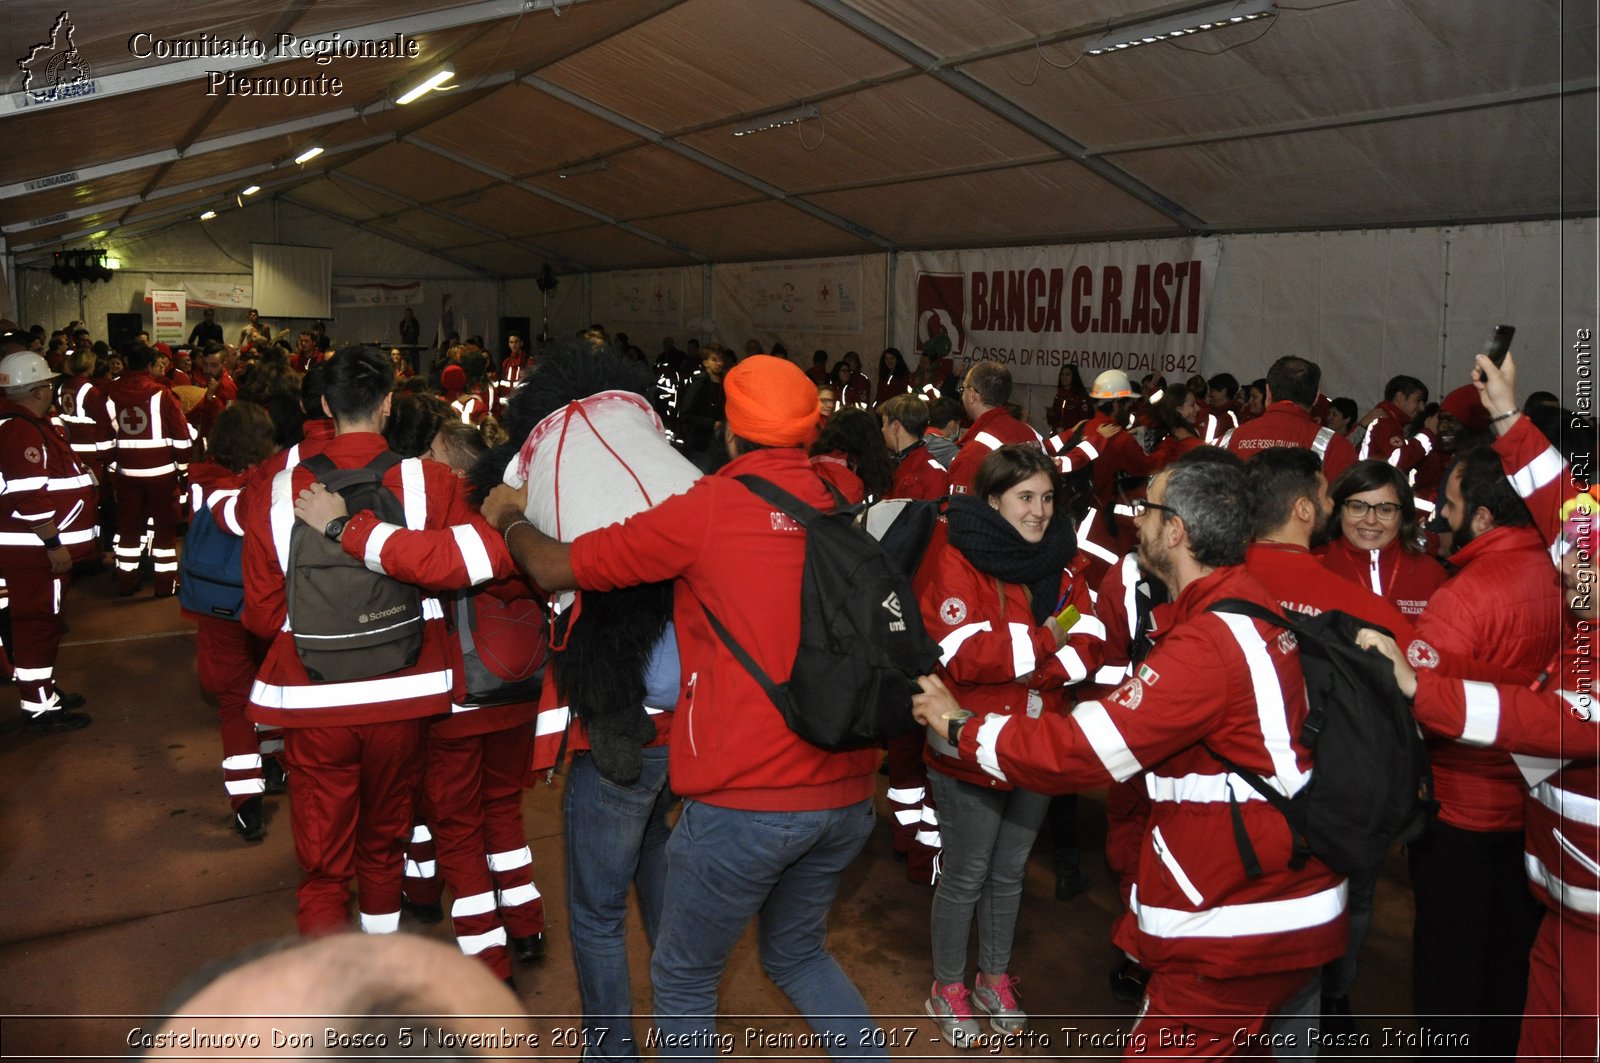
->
<box><xmin>17</xmin><ymin>12</ymin><xmax>96</xmax><ymax>106</ymax></box>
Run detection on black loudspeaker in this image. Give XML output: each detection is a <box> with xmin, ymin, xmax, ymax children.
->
<box><xmin>107</xmin><ymin>313</ymin><xmax>144</xmax><ymax>350</ymax></box>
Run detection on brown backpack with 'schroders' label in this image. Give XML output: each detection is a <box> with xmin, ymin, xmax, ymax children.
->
<box><xmin>286</xmin><ymin>452</ymin><xmax>424</xmax><ymax>683</ymax></box>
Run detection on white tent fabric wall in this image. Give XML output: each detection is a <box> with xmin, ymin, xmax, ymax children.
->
<box><xmin>713</xmin><ymin>255</ymin><xmax>888</xmax><ymax>366</ymax></box>
<box><xmin>16</xmin><ymin>199</ymin><xmax>503</xmax><ymax>350</ymax></box>
<box><xmin>1207</xmin><ymin>219</ymin><xmax>1595</xmax><ymax>408</ymax></box>
<box><xmin>571</xmin><ymin>217</ymin><xmax>1593</xmax><ymax>430</ymax></box>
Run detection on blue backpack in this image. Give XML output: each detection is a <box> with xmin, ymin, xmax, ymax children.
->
<box><xmin>178</xmin><ymin>499</ymin><xmax>244</xmax><ymax>620</ymax></box>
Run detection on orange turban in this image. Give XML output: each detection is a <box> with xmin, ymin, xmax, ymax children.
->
<box><xmin>723</xmin><ymin>355</ymin><xmax>821</xmax><ymax>447</ymax></box>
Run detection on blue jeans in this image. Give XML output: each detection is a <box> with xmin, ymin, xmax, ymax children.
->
<box><xmin>649</xmin><ymin>797</ymin><xmax>886</xmax><ymax>1061</ymax></box>
<box><xmin>564</xmin><ymin>746</ymin><xmax>675</xmax><ymax>1061</ymax></box>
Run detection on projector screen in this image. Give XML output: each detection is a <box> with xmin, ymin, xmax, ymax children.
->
<box><xmin>252</xmin><ymin>243</ymin><xmax>333</xmax><ymax>319</ymax></box>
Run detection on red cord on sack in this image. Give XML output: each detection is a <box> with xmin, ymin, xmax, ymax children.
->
<box><xmin>545</xmin><ymin>394</ymin><xmax>659</xmax><ymax>653</ymax></box>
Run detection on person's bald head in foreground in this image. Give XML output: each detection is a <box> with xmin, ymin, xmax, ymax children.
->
<box><xmin>150</xmin><ymin>933</ymin><xmax>533</xmax><ymax>1058</ymax></box>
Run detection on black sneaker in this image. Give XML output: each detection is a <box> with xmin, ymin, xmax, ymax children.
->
<box><xmin>512</xmin><ymin>933</ymin><xmax>546</xmax><ymax>964</ymax></box>
<box><xmin>1108</xmin><ymin>959</ymin><xmax>1150</xmax><ymax>1005</ymax></box>
<box><xmin>23</xmin><ymin>708</ymin><xmax>91</xmax><ymax>732</ymax></box>
<box><xmin>1055</xmin><ymin>864</ymin><xmax>1091</xmax><ymax>901</ymax></box>
<box><xmin>1321</xmin><ymin>994</ymin><xmax>1355</xmax><ymax>1037</ymax></box>
<box><xmin>401</xmin><ymin>897</ymin><xmax>444</xmax><ymax>925</ymax></box>
<box><xmin>233</xmin><ymin>796</ymin><xmax>265</xmax><ymax>842</ymax></box>
<box><xmin>263</xmin><ymin>758</ymin><xmax>288</xmax><ymax>795</ymax></box>
<box><xmin>55</xmin><ymin>690</ymin><xmax>86</xmax><ymax>710</ymax></box>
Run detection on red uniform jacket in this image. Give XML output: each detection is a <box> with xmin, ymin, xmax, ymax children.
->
<box><xmin>568</xmin><ymin>446</ymin><xmax>878</xmax><ymax>812</ymax></box>
<box><xmin>241</xmin><ymin>432</ymin><xmax>478</xmax><ymax>729</ymax></box>
<box><xmin>56</xmin><ymin>375</ymin><xmax>113</xmax><ymax>479</ymax></box>
<box><xmin>1358</xmin><ymin>401</ymin><xmax>1412</xmax><ymax>463</ymax></box>
<box><xmin>838</xmin><ymin>372</ymin><xmax>872</xmax><ymax>410</ymax></box>
<box><xmin>334</xmin><ymin>504</ymin><xmax>537</xmax><ymax>740</ymax></box>
<box><xmin>1201</xmin><ymin>406</ymin><xmax>1239</xmax><ymax>444</ymax></box>
<box><xmin>1320</xmin><ymin>537</ymin><xmax>1448</xmax><ymax>619</ymax></box>
<box><xmin>1409</xmin><ymin>415</ymin><xmax>1598</xmax><ymax>927</ymax></box>
<box><xmin>498</xmin><ymin>352</ymin><xmax>532</xmax><ymax>398</ymax></box>
<box><xmin>1148</xmin><ymin>430</ymin><xmax>1204</xmax><ymax>472</ymax></box>
<box><xmin>874</xmin><ymin>373</ymin><xmax>911</xmax><ymax>408</ymax></box>
<box><xmin>1223</xmin><ymin>401</ymin><xmax>1355</xmax><ymax>484</ymax></box>
<box><xmin>99</xmin><ymin>369</ymin><xmax>193</xmax><ymax>479</ymax></box>
<box><xmin>1413</xmin><ymin>524</ymin><xmax>1566</xmax><ymax>831</ymax></box>
<box><xmin>0</xmin><ymin>402</ymin><xmax>98</xmax><ymax>567</ymax></box>
<box><xmin>453</xmin><ymin>386</ymin><xmax>491</xmax><ymax>426</ymax></box>
<box><xmin>1412</xmin><ymin>634</ymin><xmax>1598</xmax><ymax>930</ymax></box>
<box><xmin>948</xmin><ymin>406</ymin><xmax>1044</xmax><ymax>495</ymax></box>
<box><xmin>888</xmin><ymin>442</ymin><xmax>949</xmax><ymax>501</ymax></box>
<box><xmin>1243</xmin><ymin>542</ymin><xmax>1416</xmax><ymax>646</ymax></box>
<box><xmin>1495</xmin><ymin>413</ymin><xmax>1592</xmax><ymax>556</ymax></box>
<box><xmin>1046</xmin><ymin>389</ymin><xmax>1092</xmax><ymax>434</ymax></box>
<box><xmin>915</xmin><ymin>523</ymin><xmax>1104</xmax><ymax>789</ymax></box>
<box><xmin>1047</xmin><ymin>413</ymin><xmax>1153</xmax><ymax>509</ymax></box>
<box><xmin>956</xmin><ymin>565</ymin><xmax>1347</xmax><ymax>978</ymax></box>
<box><xmin>910</xmin><ymin>360</ymin><xmax>955</xmax><ymax>401</ymax></box>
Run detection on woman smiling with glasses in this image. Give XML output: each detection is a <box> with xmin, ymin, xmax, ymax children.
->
<box><xmin>1321</xmin><ymin>459</ymin><xmax>1447</xmax><ymax>618</ymax></box>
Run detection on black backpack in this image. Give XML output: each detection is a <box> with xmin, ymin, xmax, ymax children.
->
<box><xmin>286</xmin><ymin>453</ymin><xmax>424</xmax><ymax>683</ymax></box>
<box><xmin>703</xmin><ymin>475</ymin><xmax>943</xmax><ymax>752</ymax></box>
<box><xmin>1053</xmin><ymin>420</ymin><xmax>1098</xmax><ymax>521</ymax></box>
<box><xmin>861</xmin><ymin>495</ymin><xmax>945</xmax><ymax>580</ymax></box>
<box><xmin>1204</xmin><ymin>600</ymin><xmax>1435</xmax><ymax>878</ymax></box>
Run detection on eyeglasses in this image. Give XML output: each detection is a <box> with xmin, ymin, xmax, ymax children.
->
<box><xmin>1343</xmin><ymin>499</ymin><xmax>1402</xmax><ymax>520</ymax></box>
<box><xmin>1132</xmin><ymin>498</ymin><xmax>1179</xmax><ymax>519</ymax></box>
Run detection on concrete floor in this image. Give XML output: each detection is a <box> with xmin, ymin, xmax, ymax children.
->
<box><xmin>0</xmin><ymin>563</ymin><xmax>1419</xmax><ymax>1059</ymax></box>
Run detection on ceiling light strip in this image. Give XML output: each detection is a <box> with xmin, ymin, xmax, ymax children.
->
<box><xmin>1085</xmin><ymin>0</ymin><xmax>1277</xmax><ymax>55</ymax></box>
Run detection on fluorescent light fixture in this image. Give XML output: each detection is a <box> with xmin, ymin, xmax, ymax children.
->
<box><xmin>731</xmin><ymin>104</ymin><xmax>821</xmax><ymax>137</ymax></box>
<box><xmin>1086</xmin><ymin>0</ymin><xmax>1276</xmax><ymax>55</ymax></box>
<box><xmin>199</xmin><ymin>210</ymin><xmax>217</xmax><ymax>220</ymax></box>
<box><xmin>241</xmin><ymin>185</ymin><xmax>261</xmax><ymax>196</ymax></box>
<box><xmin>396</xmin><ymin>65</ymin><xmax>455</xmax><ymax>105</ymax></box>
<box><xmin>556</xmin><ymin>161</ymin><xmax>609</xmax><ymax>178</ymax></box>
<box><xmin>294</xmin><ymin>146</ymin><xmax>324</xmax><ymax>164</ymax></box>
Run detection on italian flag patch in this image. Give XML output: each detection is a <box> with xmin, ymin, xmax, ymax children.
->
<box><xmin>1137</xmin><ymin>664</ymin><xmax>1160</xmax><ymax>686</ymax></box>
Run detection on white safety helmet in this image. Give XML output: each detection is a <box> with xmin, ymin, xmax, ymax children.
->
<box><xmin>1089</xmin><ymin>369</ymin><xmax>1133</xmax><ymax>400</ymax></box>
<box><xmin>0</xmin><ymin>352</ymin><xmax>58</xmax><ymax>393</ymax></box>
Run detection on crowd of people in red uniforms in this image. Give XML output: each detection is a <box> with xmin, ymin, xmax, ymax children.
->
<box><xmin>1</xmin><ymin>307</ymin><xmax>1595</xmax><ymax>1057</ymax></box>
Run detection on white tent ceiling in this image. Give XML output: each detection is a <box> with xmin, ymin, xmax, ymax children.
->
<box><xmin>3</xmin><ymin>0</ymin><xmax>1595</xmax><ymax>278</ymax></box>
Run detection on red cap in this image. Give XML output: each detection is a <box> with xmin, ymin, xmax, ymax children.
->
<box><xmin>1439</xmin><ymin>384</ymin><xmax>1490</xmax><ymax>435</ymax></box>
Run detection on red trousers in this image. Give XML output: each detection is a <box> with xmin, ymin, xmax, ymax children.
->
<box><xmin>194</xmin><ymin>616</ymin><xmax>268</xmax><ymax>809</ymax></box>
<box><xmin>282</xmin><ymin>719</ymin><xmax>427</xmax><ymax>937</ymax></box>
<box><xmin>5</xmin><ymin>566</ymin><xmax>65</xmax><ymax>714</ymax></box>
<box><xmin>113</xmin><ymin>473</ymin><xmax>179</xmax><ymax>595</ymax></box>
<box><xmin>1518</xmin><ymin>913</ymin><xmax>1600</xmax><ymax>1061</ymax></box>
<box><xmin>406</xmin><ymin>721</ymin><xmax>542</xmax><ymax>979</ymax></box>
<box><xmin>1130</xmin><ymin>967</ymin><xmax>1320</xmax><ymax>1057</ymax></box>
<box><xmin>885</xmin><ymin>730</ymin><xmax>939</xmax><ymax>885</ymax></box>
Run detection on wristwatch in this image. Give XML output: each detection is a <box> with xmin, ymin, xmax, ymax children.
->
<box><xmin>947</xmin><ymin>715</ymin><xmax>967</xmax><ymax>748</ymax></box>
<box><xmin>323</xmin><ymin>515</ymin><xmax>349</xmax><ymax>542</ymax></box>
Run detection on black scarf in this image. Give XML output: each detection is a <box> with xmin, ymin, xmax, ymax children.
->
<box><xmin>945</xmin><ymin>494</ymin><xmax>1077</xmax><ymax>624</ymax></box>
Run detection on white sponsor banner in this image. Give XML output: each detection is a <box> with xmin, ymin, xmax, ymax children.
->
<box><xmin>333</xmin><ymin>281</ymin><xmax>423</xmax><ymax>307</ymax></box>
<box><xmin>149</xmin><ymin>289</ymin><xmax>186</xmax><ymax>345</ymax></box>
<box><xmin>897</xmin><ymin>239</ymin><xmax>1221</xmax><ymax>387</ymax></box>
<box><xmin>184</xmin><ymin>280</ymin><xmax>253</xmax><ymax>308</ymax></box>
<box><xmin>748</xmin><ymin>258</ymin><xmax>862</xmax><ymax>335</ymax></box>
<box><xmin>600</xmin><ymin>270</ymin><xmax>684</xmax><ymax>329</ymax></box>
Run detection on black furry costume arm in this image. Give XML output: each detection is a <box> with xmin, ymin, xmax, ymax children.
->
<box><xmin>474</xmin><ymin>342</ymin><xmax>680</xmax><ymax>785</ymax></box>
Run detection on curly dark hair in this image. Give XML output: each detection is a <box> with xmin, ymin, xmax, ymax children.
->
<box><xmin>811</xmin><ymin>406</ymin><xmax>893</xmax><ymax>498</ymax></box>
